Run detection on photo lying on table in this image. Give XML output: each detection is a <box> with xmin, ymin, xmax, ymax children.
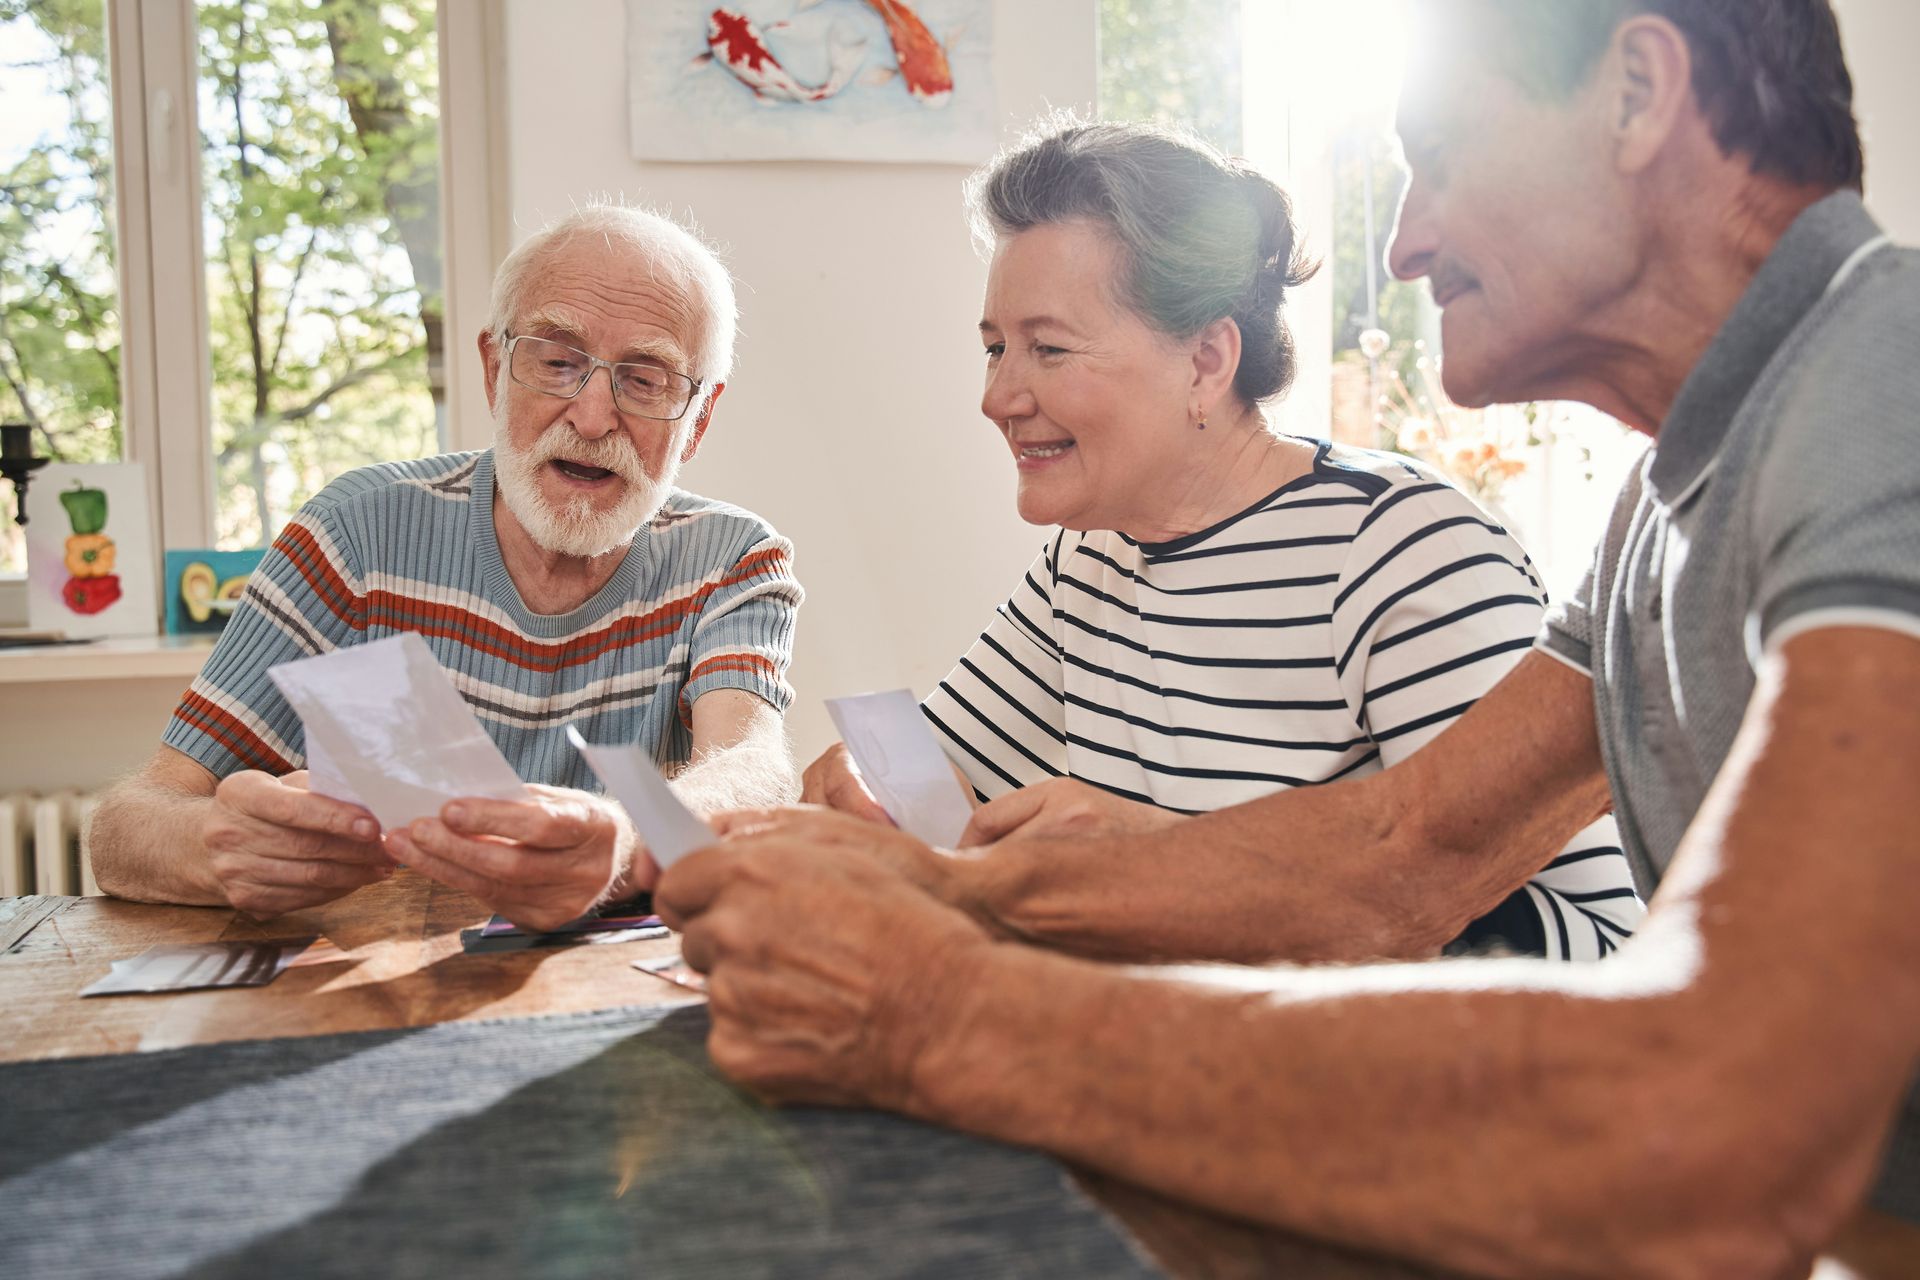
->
<box><xmin>460</xmin><ymin>923</ymin><xmax>669</xmax><ymax>954</ymax></box>
<box><xmin>461</xmin><ymin>896</ymin><xmax>669</xmax><ymax>954</ymax></box>
<box><xmin>479</xmin><ymin>895</ymin><xmax>659</xmax><ymax>938</ymax></box>
<box><xmin>80</xmin><ymin>938</ymin><xmax>323</xmax><ymax>997</ymax></box>
<box><xmin>633</xmin><ymin>952</ymin><xmax>709</xmax><ymax>995</ymax></box>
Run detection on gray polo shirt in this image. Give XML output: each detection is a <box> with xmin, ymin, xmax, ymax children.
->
<box><xmin>1537</xmin><ymin>191</ymin><xmax>1920</xmax><ymax>1219</ymax></box>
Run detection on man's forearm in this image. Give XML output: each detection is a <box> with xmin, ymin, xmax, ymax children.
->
<box><xmin>939</xmin><ymin>653</ymin><xmax>1614</xmax><ymax>965</ymax></box>
<box><xmin>941</xmin><ymin>763</ymin><xmax>1604</xmax><ymax>964</ymax></box>
<box><xmin>670</xmin><ymin>737</ymin><xmax>800</xmax><ymax>817</ymax></box>
<box><xmin>901</xmin><ymin>924</ymin><xmax>1885</xmax><ymax>1280</ymax></box>
<box><xmin>90</xmin><ymin>774</ymin><xmax>225</xmax><ymax>907</ymax></box>
<box><xmin>942</xmin><ymin>779</ymin><xmax>1415</xmax><ymax>962</ymax></box>
<box><xmin>602</xmin><ymin>735</ymin><xmax>800</xmax><ymax>901</ymax></box>
<box><xmin>899</xmin><ymin>634</ymin><xmax>1920</xmax><ymax>1276</ymax></box>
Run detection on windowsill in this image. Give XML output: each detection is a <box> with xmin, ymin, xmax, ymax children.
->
<box><xmin>0</xmin><ymin>634</ymin><xmax>216</xmax><ymax>685</ymax></box>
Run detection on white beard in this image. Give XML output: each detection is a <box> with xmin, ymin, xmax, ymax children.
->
<box><xmin>493</xmin><ymin>417</ymin><xmax>680</xmax><ymax>559</ymax></box>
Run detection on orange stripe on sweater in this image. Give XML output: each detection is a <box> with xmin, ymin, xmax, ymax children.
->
<box><xmin>269</xmin><ymin>524</ymin><xmax>791</xmax><ymax>673</ymax></box>
<box><xmin>688</xmin><ymin>653</ymin><xmax>780</xmax><ymax>683</ymax></box>
<box><xmin>174</xmin><ymin>691</ymin><xmax>294</xmax><ymax>774</ymax></box>
<box><xmin>679</xmin><ymin>653</ymin><xmax>785</xmax><ymax>728</ymax></box>
<box><xmin>358</xmin><ymin>547</ymin><xmax>793</xmax><ymax>673</ymax></box>
<box><xmin>274</xmin><ymin>522</ymin><xmax>366</xmax><ymax>627</ymax></box>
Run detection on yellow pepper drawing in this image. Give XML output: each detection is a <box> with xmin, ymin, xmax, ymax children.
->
<box><xmin>65</xmin><ymin>533</ymin><xmax>117</xmax><ymax>578</ymax></box>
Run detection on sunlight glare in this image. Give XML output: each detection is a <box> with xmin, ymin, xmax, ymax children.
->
<box><xmin>1291</xmin><ymin>0</ymin><xmax>1410</xmax><ymax>131</ymax></box>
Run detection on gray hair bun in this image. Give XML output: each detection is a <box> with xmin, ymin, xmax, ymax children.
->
<box><xmin>968</xmin><ymin>115</ymin><xmax>1320</xmax><ymax>406</ymax></box>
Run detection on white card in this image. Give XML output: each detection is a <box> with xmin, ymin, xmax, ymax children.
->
<box><xmin>566</xmin><ymin>724</ymin><xmax>715</xmax><ymax>869</ymax></box>
<box><xmin>826</xmin><ymin>689</ymin><xmax>973</xmax><ymax>847</ymax></box>
<box><xmin>301</xmin><ymin>729</ymin><xmax>362</xmax><ymax>807</ymax></box>
<box><xmin>268</xmin><ymin>633</ymin><xmax>525</xmax><ymax>830</ymax></box>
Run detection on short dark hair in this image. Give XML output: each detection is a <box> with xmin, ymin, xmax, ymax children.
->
<box><xmin>966</xmin><ymin>117</ymin><xmax>1318</xmax><ymax>406</ymax></box>
<box><xmin>1454</xmin><ymin>0</ymin><xmax>1863</xmax><ymax>192</ymax></box>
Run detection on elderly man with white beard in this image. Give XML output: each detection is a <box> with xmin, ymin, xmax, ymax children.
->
<box><xmin>91</xmin><ymin>205</ymin><xmax>803</xmax><ymax>930</ymax></box>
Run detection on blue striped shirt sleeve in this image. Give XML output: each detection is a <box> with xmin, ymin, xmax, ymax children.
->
<box><xmin>681</xmin><ymin>532</ymin><xmax>803</xmax><ymax>719</ymax></box>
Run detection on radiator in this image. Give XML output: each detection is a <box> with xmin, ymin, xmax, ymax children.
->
<box><xmin>0</xmin><ymin>791</ymin><xmax>103</xmax><ymax>897</ymax></box>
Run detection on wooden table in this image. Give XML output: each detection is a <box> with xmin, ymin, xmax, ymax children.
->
<box><xmin>3</xmin><ymin>883</ymin><xmax>1915</xmax><ymax>1279</ymax></box>
<box><xmin>0</xmin><ymin>875</ymin><xmax>702</xmax><ymax>1060</ymax></box>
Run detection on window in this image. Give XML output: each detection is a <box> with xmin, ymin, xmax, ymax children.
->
<box><xmin>194</xmin><ymin>0</ymin><xmax>444</xmax><ymax>547</ymax></box>
<box><xmin>1097</xmin><ymin>0</ymin><xmax>1243</xmax><ymax>154</ymax></box>
<box><xmin>0</xmin><ymin>1</ymin><xmax>123</xmax><ymax>573</ymax></box>
<box><xmin>1099</xmin><ymin>0</ymin><xmax>1639</xmax><ymax>597</ymax></box>
<box><xmin>0</xmin><ymin>0</ymin><xmax>501</xmax><ymax>576</ymax></box>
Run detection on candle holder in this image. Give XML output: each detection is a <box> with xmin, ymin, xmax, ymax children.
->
<box><xmin>1</xmin><ymin>423</ymin><xmax>50</xmax><ymax>526</ymax></box>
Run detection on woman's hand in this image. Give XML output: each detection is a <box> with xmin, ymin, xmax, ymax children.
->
<box><xmin>802</xmin><ymin>741</ymin><xmax>981</xmax><ymax>830</ymax></box>
<box><xmin>959</xmin><ymin>778</ymin><xmax>1181</xmax><ymax>848</ymax></box>
<box><xmin>656</xmin><ymin>807</ymin><xmax>994</xmax><ymax>1112</ymax></box>
<box><xmin>799</xmin><ymin>742</ymin><xmax>894</xmax><ymax>825</ymax></box>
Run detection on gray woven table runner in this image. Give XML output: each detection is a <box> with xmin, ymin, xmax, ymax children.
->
<box><xmin>0</xmin><ymin>1003</ymin><xmax>1162</xmax><ymax>1279</ymax></box>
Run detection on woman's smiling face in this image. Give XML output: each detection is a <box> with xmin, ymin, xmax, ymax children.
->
<box><xmin>979</xmin><ymin>220</ymin><xmax>1202</xmax><ymax>534</ymax></box>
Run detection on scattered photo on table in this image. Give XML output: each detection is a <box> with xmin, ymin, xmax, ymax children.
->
<box><xmin>80</xmin><ymin>937</ymin><xmax>319</xmax><ymax>997</ymax></box>
<box><xmin>464</xmin><ymin>896</ymin><xmax>667</xmax><ymax>951</ymax></box>
<box><xmin>478</xmin><ymin>895</ymin><xmax>659</xmax><ymax>938</ymax></box>
<box><xmin>633</xmin><ymin>952</ymin><xmax>709</xmax><ymax>995</ymax></box>
<box><xmin>460</xmin><ymin>924</ymin><xmax>669</xmax><ymax>954</ymax></box>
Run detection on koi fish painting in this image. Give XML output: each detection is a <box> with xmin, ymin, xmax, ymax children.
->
<box><xmin>694</xmin><ymin>9</ymin><xmax>870</xmax><ymax>104</ymax></box>
<box><xmin>861</xmin><ymin>0</ymin><xmax>957</xmax><ymax>107</ymax></box>
<box><xmin>629</xmin><ymin>0</ymin><xmax>994</xmax><ymax>163</ymax></box>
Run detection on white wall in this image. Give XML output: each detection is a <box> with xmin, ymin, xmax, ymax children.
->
<box><xmin>501</xmin><ymin>0</ymin><xmax>1097</xmax><ymax>760</ymax></box>
<box><xmin>0</xmin><ymin>677</ymin><xmax>191</xmax><ymax>793</ymax></box>
<box><xmin>1833</xmin><ymin>0</ymin><xmax>1920</xmax><ymax>242</ymax></box>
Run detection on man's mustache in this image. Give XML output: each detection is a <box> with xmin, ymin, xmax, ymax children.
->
<box><xmin>1427</xmin><ymin>260</ymin><xmax>1478</xmax><ymax>305</ymax></box>
<box><xmin>525</xmin><ymin>430</ymin><xmax>644</xmax><ymax>482</ymax></box>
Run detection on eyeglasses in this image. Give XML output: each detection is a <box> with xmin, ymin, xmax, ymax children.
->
<box><xmin>503</xmin><ymin>334</ymin><xmax>703</xmax><ymax>422</ymax></box>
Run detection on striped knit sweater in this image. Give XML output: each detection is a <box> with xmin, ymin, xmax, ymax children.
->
<box><xmin>164</xmin><ymin>450</ymin><xmax>801</xmax><ymax>792</ymax></box>
<box><xmin>922</xmin><ymin>440</ymin><xmax>1642</xmax><ymax>961</ymax></box>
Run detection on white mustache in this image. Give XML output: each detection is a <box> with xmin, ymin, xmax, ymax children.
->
<box><xmin>528</xmin><ymin>430</ymin><xmax>643</xmax><ymax>481</ymax></box>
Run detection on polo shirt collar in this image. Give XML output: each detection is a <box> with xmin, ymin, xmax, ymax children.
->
<box><xmin>1648</xmin><ymin>189</ymin><xmax>1885</xmax><ymax>506</ymax></box>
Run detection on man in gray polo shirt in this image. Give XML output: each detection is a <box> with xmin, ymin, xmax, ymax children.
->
<box><xmin>652</xmin><ymin>0</ymin><xmax>1920</xmax><ymax>1273</ymax></box>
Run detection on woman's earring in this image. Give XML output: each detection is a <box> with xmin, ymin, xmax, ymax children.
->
<box><xmin>1196</xmin><ymin>410</ymin><xmax>1208</xmax><ymax>431</ymax></box>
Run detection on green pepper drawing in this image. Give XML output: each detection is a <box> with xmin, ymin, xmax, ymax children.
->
<box><xmin>59</xmin><ymin>481</ymin><xmax>109</xmax><ymax>535</ymax></box>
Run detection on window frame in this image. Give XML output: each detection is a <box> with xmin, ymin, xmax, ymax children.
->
<box><xmin>1240</xmin><ymin>0</ymin><xmax>1336</xmax><ymax>443</ymax></box>
<box><xmin>100</xmin><ymin>0</ymin><xmax>506</xmax><ymax>552</ymax></box>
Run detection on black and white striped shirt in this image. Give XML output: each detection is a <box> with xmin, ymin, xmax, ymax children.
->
<box><xmin>924</xmin><ymin>441</ymin><xmax>1642</xmax><ymax>961</ymax></box>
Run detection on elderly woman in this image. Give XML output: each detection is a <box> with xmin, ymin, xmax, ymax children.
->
<box><xmin>808</xmin><ymin>120</ymin><xmax>1640</xmax><ymax>960</ymax></box>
